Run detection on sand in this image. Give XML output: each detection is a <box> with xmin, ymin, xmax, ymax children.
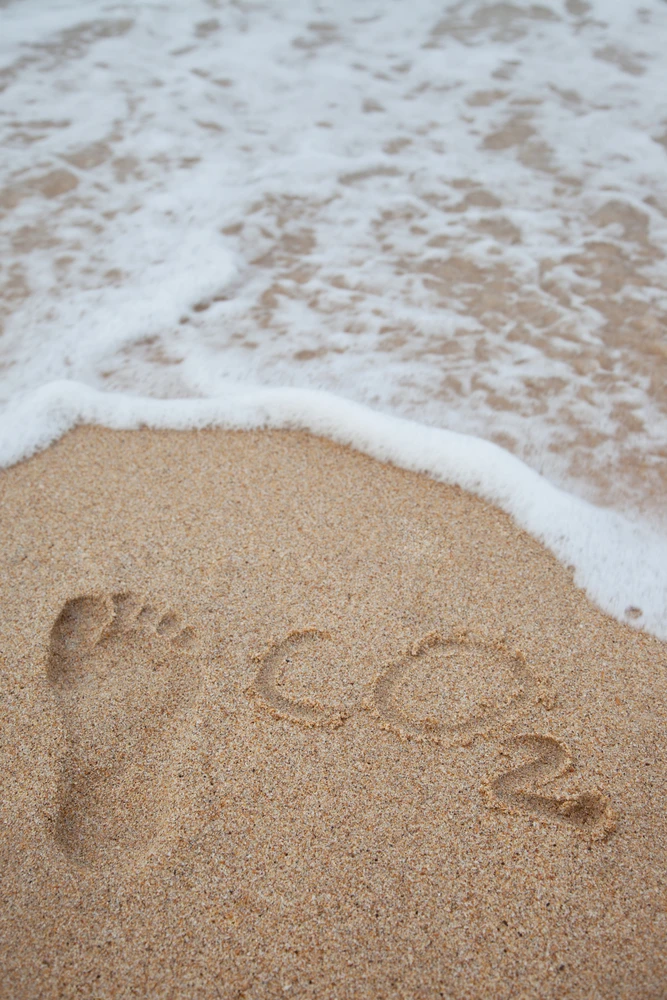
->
<box><xmin>0</xmin><ymin>425</ymin><xmax>665</xmax><ymax>999</ymax></box>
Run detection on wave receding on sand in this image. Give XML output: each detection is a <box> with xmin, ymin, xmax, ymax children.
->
<box><xmin>2</xmin><ymin>379</ymin><xmax>665</xmax><ymax>640</ymax></box>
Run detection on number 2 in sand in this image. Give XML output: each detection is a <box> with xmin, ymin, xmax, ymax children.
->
<box><xmin>483</xmin><ymin>734</ymin><xmax>616</xmax><ymax>840</ymax></box>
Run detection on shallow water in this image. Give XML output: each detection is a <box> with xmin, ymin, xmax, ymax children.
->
<box><xmin>1</xmin><ymin>0</ymin><xmax>666</xmax><ymax>528</ymax></box>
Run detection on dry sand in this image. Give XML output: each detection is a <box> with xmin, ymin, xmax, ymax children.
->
<box><xmin>0</xmin><ymin>426</ymin><xmax>665</xmax><ymax>999</ymax></box>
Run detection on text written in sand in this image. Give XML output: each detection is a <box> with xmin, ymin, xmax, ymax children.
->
<box><xmin>250</xmin><ymin>628</ymin><xmax>616</xmax><ymax>841</ymax></box>
<box><xmin>46</xmin><ymin>597</ymin><xmax>616</xmax><ymax>870</ymax></box>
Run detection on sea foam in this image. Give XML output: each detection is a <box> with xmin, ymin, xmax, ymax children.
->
<box><xmin>1</xmin><ymin>1</ymin><xmax>666</xmax><ymax>640</ymax></box>
<box><xmin>2</xmin><ymin>380</ymin><xmax>665</xmax><ymax>641</ymax></box>
<box><xmin>2</xmin><ymin>0</ymin><xmax>667</xmax><ymax>525</ymax></box>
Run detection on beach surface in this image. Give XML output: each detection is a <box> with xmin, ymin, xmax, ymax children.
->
<box><xmin>2</xmin><ymin>0</ymin><xmax>667</xmax><ymax>529</ymax></box>
<box><xmin>0</xmin><ymin>425</ymin><xmax>665</xmax><ymax>999</ymax></box>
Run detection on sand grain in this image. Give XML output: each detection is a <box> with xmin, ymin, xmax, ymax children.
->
<box><xmin>0</xmin><ymin>427</ymin><xmax>665</xmax><ymax>999</ymax></box>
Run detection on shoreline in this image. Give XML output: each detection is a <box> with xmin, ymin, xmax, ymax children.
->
<box><xmin>1</xmin><ymin>383</ymin><xmax>665</xmax><ymax>640</ymax></box>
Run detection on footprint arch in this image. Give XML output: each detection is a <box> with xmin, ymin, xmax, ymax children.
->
<box><xmin>47</xmin><ymin>592</ymin><xmax>201</xmax><ymax>867</ymax></box>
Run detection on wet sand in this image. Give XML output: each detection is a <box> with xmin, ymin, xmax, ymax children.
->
<box><xmin>0</xmin><ymin>426</ymin><xmax>665</xmax><ymax>999</ymax></box>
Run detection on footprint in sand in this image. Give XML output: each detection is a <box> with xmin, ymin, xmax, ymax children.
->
<box><xmin>47</xmin><ymin>592</ymin><xmax>200</xmax><ymax>867</ymax></box>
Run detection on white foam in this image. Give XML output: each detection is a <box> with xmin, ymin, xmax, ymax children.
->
<box><xmin>2</xmin><ymin>380</ymin><xmax>665</xmax><ymax>640</ymax></box>
<box><xmin>2</xmin><ymin>0</ymin><xmax>667</xmax><ymax>519</ymax></box>
<box><xmin>1</xmin><ymin>1</ymin><xmax>667</xmax><ymax>640</ymax></box>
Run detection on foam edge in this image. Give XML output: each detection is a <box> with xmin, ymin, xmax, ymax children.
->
<box><xmin>1</xmin><ymin>379</ymin><xmax>665</xmax><ymax>641</ymax></box>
